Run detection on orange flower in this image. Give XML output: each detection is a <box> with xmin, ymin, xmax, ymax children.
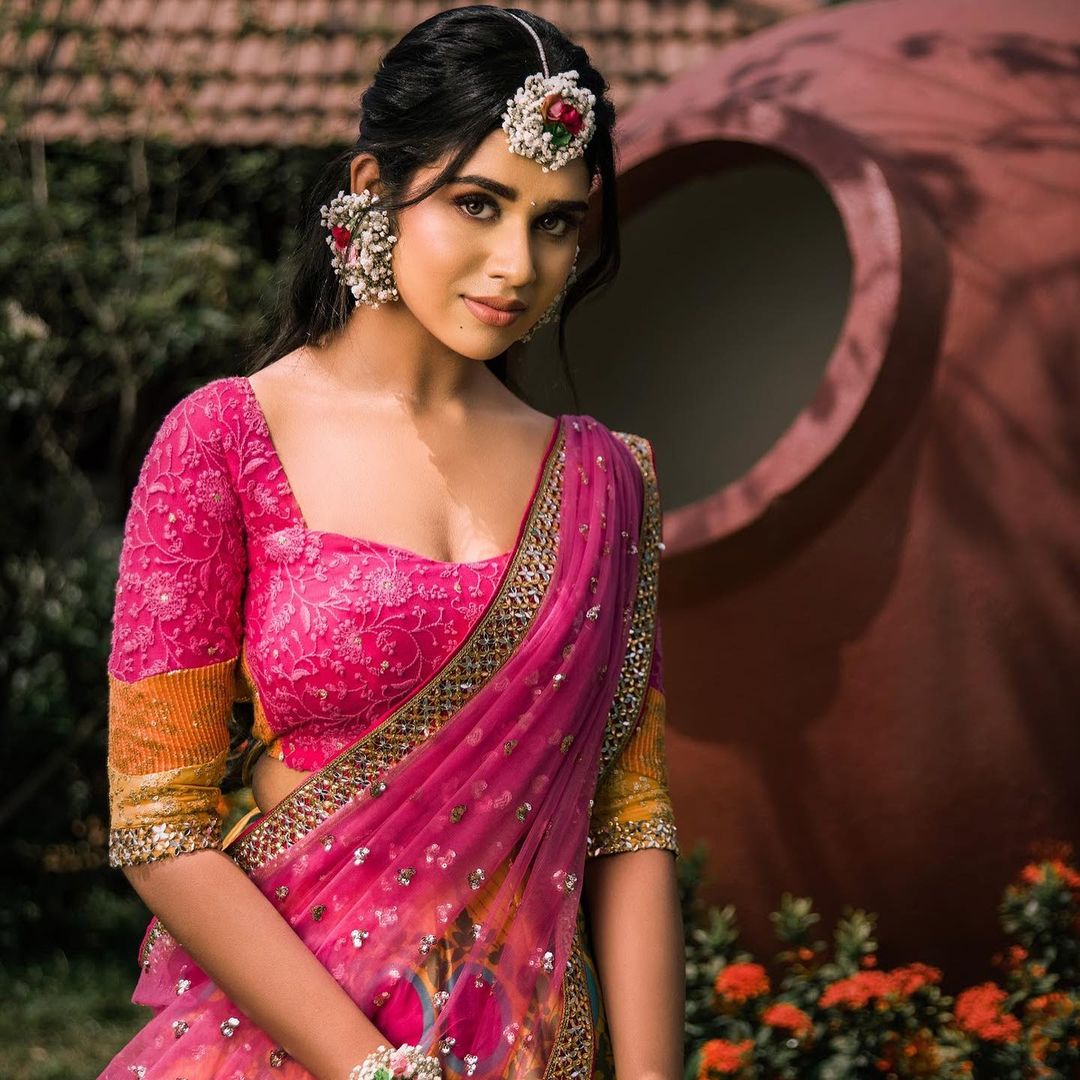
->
<box><xmin>1026</xmin><ymin>992</ymin><xmax>1074</xmax><ymax>1022</ymax></box>
<box><xmin>819</xmin><ymin>970</ymin><xmax>894</xmax><ymax>1009</ymax></box>
<box><xmin>889</xmin><ymin>962</ymin><xmax>943</xmax><ymax>996</ymax></box>
<box><xmin>714</xmin><ymin>962</ymin><xmax>770</xmax><ymax>1003</ymax></box>
<box><xmin>698</xmin><ymin>1038</ymin><xmax>753</xmax><ymax>1077</ymax></box>
<box><xmin>820</xmin><ymin>963</ymin><xmax>942</xmax><ymax>1009</ymax></box>
<box><xmin>763</xmin><ymin>1001</ymin><xmax>813</xmax><ymax>1038</ymax></box>
<box><xmin>1020</xmin><ymin>859</ymin><xmax>1080</xmax><ymax>890</ymax></box>
<box><xmin>954</xmin><ymin>983</ymin><xmax>1022</xmax><ymax>1044</ymax></box>
<box><xmin>1007</xmin><ymin>945</ymin><xmax>1029</xmax><ymax>968</ymax></box>
<box><xmin>1049</xmin><ymin>858</ymin><xmax>1080</xmax><ymax>889</ymax></box>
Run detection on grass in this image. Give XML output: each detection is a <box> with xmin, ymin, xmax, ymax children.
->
<box><xmin>0</xmin><ymin>952</ymin><xmax>151</xmax><ymax>1080</ymax></box>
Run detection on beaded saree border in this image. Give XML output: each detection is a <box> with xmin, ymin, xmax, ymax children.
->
<box><xmin>592</xmin><ymin>432</ymin><xmax>661</xmax><ymax>786</ymax></box>
<box><xmin>543</xmin><ymin>430</ymin><xmax>661</xmax><ymax>1080</ymax></box>
<box><xmin>541</xmin><ymin>923</ymin><xmax>595</xmax><ymax>1079</ymax></box>
<box><xmin>227</xmin><ymin>425</ymin><xmax>568</xmax><ymax>875</ymax></box>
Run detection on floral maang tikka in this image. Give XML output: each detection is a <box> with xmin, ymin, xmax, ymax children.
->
<box><xmin>500</xmin><ymin>11</ymin><xmax>597</xmax><ymax>174</ymax></box>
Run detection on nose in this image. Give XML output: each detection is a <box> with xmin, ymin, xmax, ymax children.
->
<box><xmin>488</xmin><ymin>221</ymin><xmax>539</xmax><ymax>289</ymax></box>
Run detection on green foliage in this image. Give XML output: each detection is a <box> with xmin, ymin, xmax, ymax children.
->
<box><xmin>0</xmin><ymin>952</ymin><xmax>149</xmax><ymax>1079</ymax></box>
<box><xmin>0</xmin><ymin>125</ymin><xmax>346</xmax><ymax>963</ymax></box>
<box><xmin>681</xmin><ymin>844</ymin><xmax>1080</xmax><ymax>1080</ymax></box>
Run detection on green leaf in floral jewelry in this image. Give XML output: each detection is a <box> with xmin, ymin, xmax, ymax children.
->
<box><xmin>544</xmin><ymin>122</ymin><xmax>572</xmax><ymax>149</ymax></box>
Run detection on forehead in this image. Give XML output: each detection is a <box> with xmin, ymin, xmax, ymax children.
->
<box><xmin>453</xmin><ymin>128</ymin><xmax>591</xmax><ymax>200</ymax></box>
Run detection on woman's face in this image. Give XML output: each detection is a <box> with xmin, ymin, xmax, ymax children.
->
<box><xmin>389</xmin><ymin>129</ymin><xmax>592</xmax><ymax>360</ymax></box>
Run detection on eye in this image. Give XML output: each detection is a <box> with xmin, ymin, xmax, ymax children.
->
<box><xmin>452</xmin><ymin>193</ymin><xmax>579</xmax><ymax>239</ymax></box>
<box><xmin>456</xmin><ymin>194</ymin><xmax>496</xmax><ymax>220</ymax></box>
<box><xmin>536</xmin><ymin>211</ymin><xmax>573</xmax><ymax>237</ymax></box>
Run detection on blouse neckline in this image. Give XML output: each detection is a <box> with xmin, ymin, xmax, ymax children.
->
<box><xmin>235</xmin><ymin>375</ymin><xmax>562</xmax><ymax>569</ymax></box>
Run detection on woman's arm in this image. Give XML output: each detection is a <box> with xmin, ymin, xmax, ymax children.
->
<box><xmin>125</xmin><ymin>849</ymin><xmax>389</xmax><ymax>1080</ymax></box>
<box><xmin>583</xmin><ymin>847</ymin><xmax>685</xmax><ymax>1080</ymax></box>
<box><xmin>107</xmin><ymin>388</ymin><xmax>391</xmax><ymax>1080</ymax></box>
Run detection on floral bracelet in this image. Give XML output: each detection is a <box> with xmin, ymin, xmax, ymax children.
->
<box><xmin>347</xmin><ymin>1041</ymin><xmax>443</xmax><ymax>1080</ymax></box>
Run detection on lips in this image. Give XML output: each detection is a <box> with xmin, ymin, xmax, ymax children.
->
<box><xmin>465</xmin><ymin>296</ymin><xmax>526</xmax><ymax>312</ymax></box>
<box><xmin>463</xmin><ymin>296</ymin><xmax>525</xmax><ymax>327</ymax></box>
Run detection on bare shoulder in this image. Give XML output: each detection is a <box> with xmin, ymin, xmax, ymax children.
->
<box><xmin>245</xmin><ymin>349</ymin><xmax>306</xmax><ymax>400</ymax></box>
<box><xmin>464</xmin><ymin>386</ymin><xmax>560</xmax><ymax>452</ymax></box>
<box><xmin>510</xmin><ymin>402</ymin><xmax>561</xmax><ymax>436</ymax></box>
<box><xmin>482</xmin><ymin>380</ymin><xmax>557</xmax><ymax>427</ymax></box>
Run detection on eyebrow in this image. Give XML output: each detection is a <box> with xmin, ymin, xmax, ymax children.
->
<box><xmin>449</xmin><ymin>174</ymin><xmax>589</xmax><ymax>214</ymax></box>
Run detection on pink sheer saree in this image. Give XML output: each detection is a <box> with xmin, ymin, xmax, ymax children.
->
<box><xmin>101</xmin><ymin>414</ymin><xmax>661</xmax><ymax>1079</ymax></box>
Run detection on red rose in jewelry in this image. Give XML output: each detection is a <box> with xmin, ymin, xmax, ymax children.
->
<box><xmin>543</xmin><ymin>93</ymin><xmax>584</xmax><ymax>140</ymax></box>
<box><xmin>331</xmin><ymin>224</ymin><xmax>352</xmax><ymax>251</ymax></box>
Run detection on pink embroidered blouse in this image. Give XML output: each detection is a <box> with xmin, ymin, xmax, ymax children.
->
<box><xmin>105</xmin><ymin>377</ymin><xmax>676</xmax><ymax>867</ymax></box>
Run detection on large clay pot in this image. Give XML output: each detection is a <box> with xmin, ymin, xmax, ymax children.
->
<box><xmin>519</xmin><ymin>0</ymin><xmax>1079</xmax><ymax>989</ymax></box>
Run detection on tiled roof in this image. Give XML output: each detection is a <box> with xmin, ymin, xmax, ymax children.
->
<box><xmin>0</xmin><ymin>0</ymin><xmax>824</xmax><ymax>145</ymax></box>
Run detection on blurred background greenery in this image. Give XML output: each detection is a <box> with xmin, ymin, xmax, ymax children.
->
<box><xmin>0</xmin><ymin>133</ymin><xmax>346</xmax><ymax>1075</ymax></box>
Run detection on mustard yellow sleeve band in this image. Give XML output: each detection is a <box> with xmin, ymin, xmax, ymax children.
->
<box><xmin>587</xmin><ymin>684</ymin><xmax>680</xmax><ymax>859</ymax></box>
<box><xmin>107</xmin><ymin>660</ymin><xmax>236</xmax><ymax>867</ymax></box>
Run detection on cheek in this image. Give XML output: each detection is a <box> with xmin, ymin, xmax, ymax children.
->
<box><xmin>395</xmin><ymin>205</ymin><xmax>469</xmax><ymax>285</ymax></box>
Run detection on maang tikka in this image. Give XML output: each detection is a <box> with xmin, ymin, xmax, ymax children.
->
<box><xmin>320</xmin><ymin>10</ymin><xmax>595</xmax><ymax>336</ymax></box>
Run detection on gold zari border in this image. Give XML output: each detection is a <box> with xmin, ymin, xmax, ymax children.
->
<box><xmin>587</xmin><ymin>809</ymin><xmax>680</xmax><ymax>859</ymax></box>
<box><xmin>109</xmin><ymin>815</ymin><xmax>222</xmax><ymax>869</ymax></box>
<box><xmin>594</xmin><ymin>433</ymin><xmax>662</xmax><ymax>784</ymax></box>
<box><xmin>543</xmin><ymin>431</ymin><xmax>664</xmax><ymax>1080</ymax></box>
<box><xmin>542</xmin><ymin>916</ymin><xmax>594</xmax><ymax>1079</ymax></box>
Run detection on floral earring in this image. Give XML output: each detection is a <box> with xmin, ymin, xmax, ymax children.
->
<box><xmin>519</xmin><ymin>244</ymin><xmax>580</xmax><ymax>344</ymax></box>
<box><xmin>319</xmin><ymin>189</ymin><xmax>400</xmax><ymax>309</ymax></box>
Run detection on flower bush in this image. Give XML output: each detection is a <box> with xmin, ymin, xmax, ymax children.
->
<box><xmin>680</xmin><ymin>840</ymin><xmax>1080</xmax><ymax>1079</ymax></box>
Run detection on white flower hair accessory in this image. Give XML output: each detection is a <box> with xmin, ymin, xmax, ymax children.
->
<box><xmin>319</xmin><ymin>188</ymin><xmax>399</xmax><ymax>308</ymax></box>
<box><xmin>501</xmin><ymin>13</ymin><xmax>597</xmax><ymax>173</ymax></box>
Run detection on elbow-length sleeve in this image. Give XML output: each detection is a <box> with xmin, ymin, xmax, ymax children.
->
<box><xmin>586</xmin><ymin>625</ymin><xmax>679</xmax><ymax>859</ymax></box>
<box><xmin>106</xmin><ymin>386</ymin><xmax>247</xmax><ymax>868</ymax></box>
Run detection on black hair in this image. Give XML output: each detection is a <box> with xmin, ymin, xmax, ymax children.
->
<box><xmin>243</xmin><ymin>4</ymin><xmax>621</xmax><ymax>409</ymax></box>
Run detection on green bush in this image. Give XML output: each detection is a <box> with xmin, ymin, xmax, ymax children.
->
<box><xmin>0</xmin><ymin>132</ymin><xmax>345</xmax><ymax>964</ymax></box>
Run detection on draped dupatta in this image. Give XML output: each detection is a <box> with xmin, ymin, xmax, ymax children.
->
<box><xmin>106</xmin><ymin>415</ymin><xmax>662</xmax><ymax>1080</ymax></box>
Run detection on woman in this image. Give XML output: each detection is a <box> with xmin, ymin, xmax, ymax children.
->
<box><xmin>101</xmin><ymin>6</ymin><xmax>683</xmax><ymax>1078</ymax></box>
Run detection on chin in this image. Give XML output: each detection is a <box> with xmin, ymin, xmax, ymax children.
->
<box><xmin>442</xmin><ymin>323</ymin><xmax>525</xmax><ymax>362</ymax></box>
<box><xmin>436</xmin><ymin>334</ymin><xmax>505</xmax><ymax>363</ymax></box>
